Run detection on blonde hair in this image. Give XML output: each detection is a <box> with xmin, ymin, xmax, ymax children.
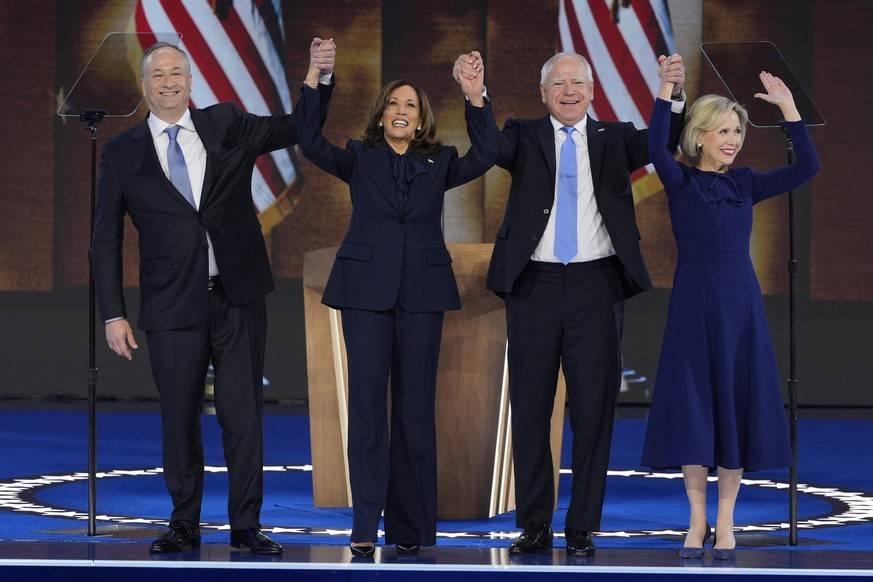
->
<box><xmin>680</xmin><ymin>94</ymin><xmax>749</xmax><ymax>163</ymax></box>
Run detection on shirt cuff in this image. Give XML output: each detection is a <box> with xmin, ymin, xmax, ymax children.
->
<box><xmin>670</xmin><ymin>90</ymin><xmax>686</xmax><ymax>113</ymax></box>
<box><xmin>105</xmin><ymin>317</ymin><xmax>125</xmax><ymax>324</ymax></box>
<box><xmin>319</xmin><ymin>72</ymin><xmax>333</xmax><ymax>85</ymax></box>
<box><xmin>464</xmin><ymin>85</ymin><xmax>490</xmax><ymax>104</ymax></box>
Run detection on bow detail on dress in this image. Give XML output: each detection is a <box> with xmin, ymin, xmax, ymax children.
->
<box><xmin>695</xmin><ymin>171</ymin><xmax>744</xmax><ymax>213</ymax></box>
<box><xmin>390</xmin><ymin>149</ymin><xmax>427</xmax><ymax>205</ymax></box>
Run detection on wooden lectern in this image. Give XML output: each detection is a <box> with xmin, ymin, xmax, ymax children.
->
<box><xmin>303</xmin><ymin>243</ymin><xmax>566</xmax><ymax>519</ymax></box>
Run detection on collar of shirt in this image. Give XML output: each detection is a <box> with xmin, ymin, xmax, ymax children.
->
<box><xmin>147</xmin><ymin>108</ymin><xmax>195</xmax><ymax>140</ymax></box>
<box><xmin>549</xmin><ymin>114</ymin><xmax>587</xmax><ymax>139</ymax></box>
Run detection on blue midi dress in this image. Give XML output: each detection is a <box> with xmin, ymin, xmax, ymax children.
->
<box><xmin>641</xmin><ymin>98</ymin><xmax>820</xmax><ymax>470</ymax></box>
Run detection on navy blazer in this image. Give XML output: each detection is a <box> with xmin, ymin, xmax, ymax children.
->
<box><xmin>296</xmin><ymin>85</ymin><xmax>497</xmax><ymax>312</ymax></box>
<box><xmin>486</xmin><ymin>111</ymin><xmax>684</xmax><ymax>299</ymax></box>
<box><xmin>93</xmin><ymin>83</ymin><xmax>333</xmax><ymax>331</ymax></box>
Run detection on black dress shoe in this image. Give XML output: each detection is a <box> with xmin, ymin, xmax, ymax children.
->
<box><xmin>396</xmin><ymin>543</ymin><xmax>420</xmax><ymax>555</ymax></box>
<box><xmin>509</xmin><ymin>523</ymin><xmax>553</xmax><ymax>554</ymax></box>
<box><xmin>565</xmin><ymin>528</ymin><xmax>595</xmax><ymax>556</ymax></box>
<box><xmin>230</xmin><ymin>528</ymin><xmax>283</xmax><ymax>555</ymax></box>
<box><xmin>350</xmin><ymin>543</ymin><xmax>376</xmax><ymax>557</ymax></box>
<box><xmin>149</xmin><ymin>522</ymin><xmax>200</xmax><ymax>553</ymax></box>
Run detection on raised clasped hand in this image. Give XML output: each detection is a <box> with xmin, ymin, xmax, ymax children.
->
<box><xmin>310</xmin><ymin>36</ymin><xmax>336</xmax><ymax>75</ymax></box>
<box><xmin>453</xmin><ymin>51</ymin><xmax>484</xmax><ymax>102</ymax></box>
<box><xmin>657</xmin><ymin>53</ymin><xmax>685</xmax><ymax>89</ymax></box>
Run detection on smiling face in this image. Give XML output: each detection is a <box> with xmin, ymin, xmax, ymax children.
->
<box><xmin>380</xmin><ymin>84</ymin><xmax>421</xmax><ymax>151</ymax></box>
<box><xmin>141</xmin><ymin>47</ymin><xmax>192</xmax><ymax>123</ymax></box>
<box><xmin>540</xmin><ymin>56</ymin><xmax>594</xmax><ymax>126</ymax></box>
<box><xmin>697</xmin><ymin>110</ymin><xmax>743</xmax><ymax>172</ymax></box>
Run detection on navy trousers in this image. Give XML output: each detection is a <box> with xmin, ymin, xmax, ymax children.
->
<box><xmin>341</xmin><ymin>305</ymin><xmax>444</xmax><ymax>545</ymax></box>
<box><xmin>146</xmin><ymin>285</ymin><xmax>266</xmax><ymax>530</ymax></box>
<box><xmin>506</xmin><ymin>257</ymin><xmax>623</xmax><ymax>531</ymax></box>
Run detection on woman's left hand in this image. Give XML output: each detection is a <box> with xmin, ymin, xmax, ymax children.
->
<box><xmin>753</xmin><ymin>71</ymin><xmax>792</xmax><ymax>106</ymax></box>
<box><xmin>754</xmin><ymin>71</ymin><xmax>801</xmax><ymax>121</ymax></box>
<box><xmin>455</xmin><ymin>51</ymin><xmax>485</xmax><ymax>106</ymax></box>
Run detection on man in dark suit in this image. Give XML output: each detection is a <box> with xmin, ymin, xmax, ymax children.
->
<box><xmin>456</xmin><ymin>51</ymin><xmax>686</xmax><ymax>555</ymax></box>
<box><xmin>93</xmin><ymin>39</ymin><xmax>335</xmax><ymax>554</ymax></box>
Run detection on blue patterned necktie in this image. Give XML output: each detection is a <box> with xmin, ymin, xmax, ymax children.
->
<box><xmin>554</xmin><ymin>126</ymin><xmax>577</xmax><ymax>264</ymax></box>
<box><xmin>165</xmin><ymin>125</ymin><xmax>197</xmax><ymax>209</ymax></box>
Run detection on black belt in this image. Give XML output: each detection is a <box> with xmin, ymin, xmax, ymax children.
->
<box><xmin>208</xmin><ymin>275</ymin><xmax>221</xmax><ymax>290</ymax></box>
<box><xmin>529</xmin><ymin>255</ymin><xmax>618</xmax><ymax>273</ymax></box>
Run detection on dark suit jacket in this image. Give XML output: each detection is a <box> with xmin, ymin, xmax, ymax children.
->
<box><xmin>93</xmin><ymin>84</ymin><xmax>333</xmax><ymax>332</ymax></box>
<box><xmin>486</xmin><ymin>111</ymin><xmax>683</xmax><ymax>299</ymax></box>
<box><xmin>296</xmin><ymin>85</ymin><xmax>497</xmax><ymax>312</ymax></box>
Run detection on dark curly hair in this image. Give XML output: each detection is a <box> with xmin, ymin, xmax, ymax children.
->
<box><xmin>361</xmin><ymin>79</ymin><xmax>441</xmax><ymax>155</ymax></box>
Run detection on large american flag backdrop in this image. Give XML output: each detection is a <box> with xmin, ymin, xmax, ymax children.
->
<box><xmin>132</xmin><ymin>0</ymin><xmax>300</xmax><ymax>234</ymax></box>
<box><xmin>559</xmin><ymin>0</ymin><xmax>677</xmax><ymax>201</ymax></box>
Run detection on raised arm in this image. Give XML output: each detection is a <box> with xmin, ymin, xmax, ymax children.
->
<box><xmin>625</xmin><ymin>53</ymin><xmax>686</xmax><ymax>171</ymax></box>
<box><xmin>446</xmin><ymin>51</ymin><xmax>497</xmax><ymax>188</ymax></box>
<box><xmin>647</xmin><ymin>55</ymin><xmax>687</xmax><ymax>194</ymax></box>
<box><xmin>237</xmin><ymin>37</ymin><xmax>336</xmax><ymax>155</ymax></box>
<box><xmin>749</xmin><ymin>71</ymin><xmax>821</xmax><ymax>203</ymax></box>
<box><xmin>296</xmin><ymin>38</ymin><xmax>355</xmax><ymax>182</ymax></box>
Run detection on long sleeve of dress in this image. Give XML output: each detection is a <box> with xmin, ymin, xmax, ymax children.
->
<box><xmin>647</xmin><ymin>98</ymin><xmax>686</xmax><ymax>197</ymax></box>
<box><xmin>749</xmin><ymin>120</ymin><xmax>821</xmax><ymax>204</ymax></box>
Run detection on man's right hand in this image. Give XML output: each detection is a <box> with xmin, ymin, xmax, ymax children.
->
<box><xmin>310</xmin><ymin>37</ymin><xmax>336</xmax><ymax>76</ymax></box>
<box><xmin>106</xmin><ymin>319</ymin><xmax>138</xmax><ymax>361</ymax></box>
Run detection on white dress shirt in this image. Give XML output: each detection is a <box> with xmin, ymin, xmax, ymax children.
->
<box><xmin>532</xmin><ymin>99</ymin><xmax>686</xmax><ymax>264</ymax></box>
<box><xmin>532</xmin><ymin>115</ymin><xmax>615</xmax><ymax>263</ymax></box>
<box><xmin>147</xmin><ymin>109</ymin><xmax>218</xmax><ymax>277</ymax></box>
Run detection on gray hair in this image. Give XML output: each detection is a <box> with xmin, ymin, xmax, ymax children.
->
<box><xmin>681</xmin><ymin>94</ymin><xmax>749</xmax><ymax>163</ymax></box>
<box><xmin>140</xmin><ymin>41</ymin><xmax>191</xmax><ymax>78</ymax></box>
<box><xmin>540</xmin><ymin>52</ymin><xmax>593</xmax><ymax>85</ymax></box>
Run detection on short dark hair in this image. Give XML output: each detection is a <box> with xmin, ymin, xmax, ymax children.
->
<box><xmin>361</xmin><ymin>79</ymin><xmax>441</xmax><ymax>155</ymax></box>
<box><xmin>140</xmin><ymin>41</ymin><xmax>191</xmax><ymax>77</ymax></box>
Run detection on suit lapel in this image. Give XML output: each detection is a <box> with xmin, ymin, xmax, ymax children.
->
<box><xmin>537</xmin><ymin>117</ymin><xmax>557</xmax><ymax>192</ymax></box>
<box><xmin>362</xmin><ymin>145</ymin><xmax>401</xmax><ymax>213</ymax></box>
<box><xmin>402</xmin><ymin>154</ymin><xmax>439</xmax><ymax>216</ymax></box>
<box><xmin>190</xmin><ymin>107</ymin><xmax>221</xmax><ymax>209</ymax></box>
<box><xmin>586</xmin><ymin>116</ymin><xmax>605</xmax><ymax>201</ymax></box>
<box><xmin>130</xmin><ymin>118</ymin><xmax>195</xmax><ymax>213</ymax></box>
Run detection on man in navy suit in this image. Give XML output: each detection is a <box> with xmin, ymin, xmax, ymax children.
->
<box><xmin>456</xmin><ymin>51</ymin><xmax>686</xmax><ymax>555</ymax></box>
<box><xmin>92</xmin><ymin>39</ymin><xmax>335</xmax><ymax>554</ymax></box>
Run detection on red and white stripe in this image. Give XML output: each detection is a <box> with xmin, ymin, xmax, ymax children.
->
<box><xmin>135</xmin><ymin>0</ymin><xmax>296</xmax><ymax>215</ymax></box>
<box><xmin>559</xmin><ymin>0</ymin><xmax>677</xmax><ymax>178</ymax></box>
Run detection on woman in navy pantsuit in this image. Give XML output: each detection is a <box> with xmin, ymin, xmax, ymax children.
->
<box><xmin>642</xmin><ymin>58</ymin><xmax>820</xmax><ymax>559</ymax></box>
<box><xmin>297</xmin><ymin>44</ymin><xmax>496</xmax><ymax>556</ymax></box>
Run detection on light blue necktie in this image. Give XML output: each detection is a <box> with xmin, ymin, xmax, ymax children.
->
<box><xmin>554</xmin><ymin>126</ymin><xmax>577</xmax><ymax>264</ymax></box>
<box><xmin>165</xmin><ymin>125</ymin><xmax>197</xmax><ymax>209</ymax></box>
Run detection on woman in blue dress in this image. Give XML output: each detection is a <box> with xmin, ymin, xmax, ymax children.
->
<box><xmin>642</xmin><ymin>57</ymin><xmax>820</xmax><ymax>559</ymax></box>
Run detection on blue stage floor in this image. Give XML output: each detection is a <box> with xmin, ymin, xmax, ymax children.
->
<box><xmin>1</xmin><ymin>402</ymin><xmax>871</xmax><ymax>579</ymax></box>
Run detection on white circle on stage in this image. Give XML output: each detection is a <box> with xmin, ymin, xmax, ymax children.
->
<box><xmin>1</xmin><ymin>466</ymin><xmax>870</xmax><ymax>539</ymax></box>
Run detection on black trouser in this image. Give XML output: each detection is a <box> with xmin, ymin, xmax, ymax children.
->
<box><xmin>506</xmin><ymin>258</ymin><xmax>622</xmax><ymax>531</ymax></box>
<box><xmin>341</xmin><ymin>305</ymin><xmax>444</xmax><ymax>545</ymax></box>
<box><xmin>146</xmin><ymin>284</ymin><xmax>267</xmax><ymax>530</ymax></box>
